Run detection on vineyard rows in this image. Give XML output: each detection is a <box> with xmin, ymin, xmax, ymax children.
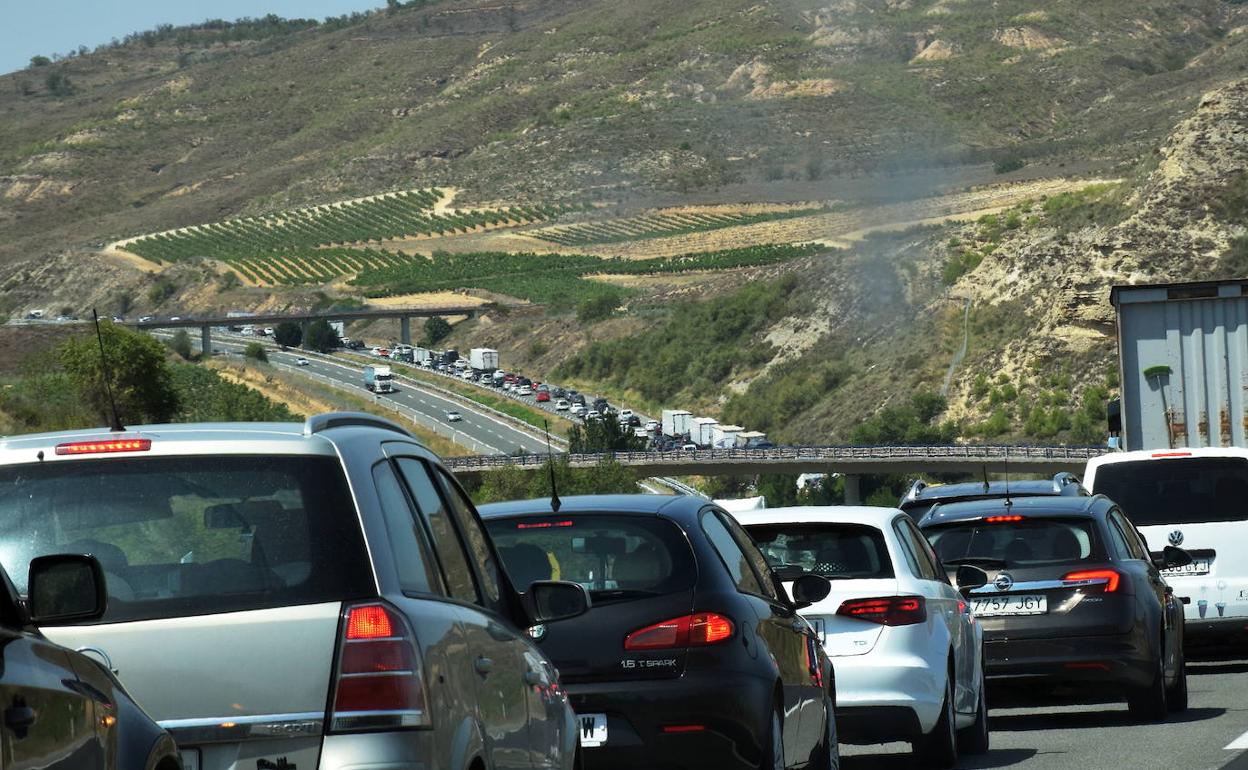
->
<box><xmin>527</xmin><ymin>207</ymin><xmax>828</xmax><ymax>246</ymax></box>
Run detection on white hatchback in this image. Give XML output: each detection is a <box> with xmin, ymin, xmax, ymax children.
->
<box><xmin>739</xmin><ymin>506</ymin><xmax>988</xmax><ymax>768</ymax></box>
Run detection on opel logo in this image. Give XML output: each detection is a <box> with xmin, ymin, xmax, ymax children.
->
<box><xmin>994</xmin><ymin>573</ymin><xmax>1014</xmax><ymax>591</ymax></box>
<box><xmin>1169</xmin><ymin>530</ymin><xmax>1184</xmax><ymax>546</ymax></box>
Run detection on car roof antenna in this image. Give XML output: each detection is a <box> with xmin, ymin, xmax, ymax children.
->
<box><xmin>92</xmin><ymin>309</ymin><xmax>126</xmax><ymax>432</ymax></box>
<box><xmin>982</xmin><ymin>464</ymin><xmax>990</xmax><ymax>494</ymax></box>
<box><xmin>544</xmin><ymin>418</ymin><xmax>562</xmax><ymax>513</ymax></box>
<box><xmin>1003</xmin><ymin>448</ymin><xmax>1012</xmax><ymax>509</ymax></box>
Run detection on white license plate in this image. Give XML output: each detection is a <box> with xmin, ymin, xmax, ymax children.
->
<box><xmin>971</xmin><ymin>594</ymin><xmax>1047</xmax><ymax>617</ymax></box>
<box><xmin>1162</xmin><ymin>559</ymin><xmax>1212</xmax><ymax>576</ymax></box>
<box><xmin>179</xmin><ymin>749</ymin><xmax>201</xmax><ymax>770</ymax></box>
<box><xmin>577</xmin><ymin>713</ymin><xmax>608</xmax><ymax>747</ymax></box>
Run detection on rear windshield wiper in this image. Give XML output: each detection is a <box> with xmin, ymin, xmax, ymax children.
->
<box><xmin>942</xmin><ymin>557</ymin><xmax>1007</xmax><ymax>568</ymax></box>
<box><xmin>590</xmin><ymin>589</ymin><xmax>660</xmax><ymax>600</ymax></box>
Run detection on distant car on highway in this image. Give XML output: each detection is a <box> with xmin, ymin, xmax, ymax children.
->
<box><xmin>169</xmin><ymin>316</ymin><xmax>181</xmax><ymax>321</ymax></box>
<box><xmin>919</xmin><ymin>494</ymin><xmax>1190</xmax><ymax>721</ymax></box>
<box><xmin>570</xmin><ymin>402</ymin><xmax>585</xmax><ymax>416</ymax></box>
<box><xmin>555</xmin><ymin>399</ymin><xmax>570</xmax><ymax>411</ymax></box>
<box><xmin>518</xmin><ymin>385</ymin><xmax>533</xmax><ymax>396</ymax></box>
<box><xmin>482</xmin><ymin>495</ymin><xmax>839</xmax><ymax>770</ymax></box>
<box><xmin>0</xmin><ymin>414</ymin><xmax>587</xmax><ymax>770</ymax></box>
<box><xmin>445</xmin><ymin>410</ymin><xmax>463</xmax><ymax>422</ymax></box>
<box><xmin>741</xmin><ymin>506</ymin><xmax>989</xmax><ymax>767</ymax></box>
<box><xmin>536</xmin><ymin>390</ymin><xmax>551</xmax><ymax>402</ymax></box>
<box><xmin>295</xmin><ymin>357</ymin><xmax>309</xmax><ymax>366</ymax></box>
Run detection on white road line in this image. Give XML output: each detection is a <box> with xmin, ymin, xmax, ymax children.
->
<box><xmin>1225</xmin><ymin>730</ymin><xmax>1248</xmax><ymax>750</ymax></box>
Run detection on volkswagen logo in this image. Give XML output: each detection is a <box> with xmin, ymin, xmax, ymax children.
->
<box><xmin>1169</xmin><ymin>530</ymin><xmax>1184</xmax><ymax>546</ymax></box>
<box><xmin>993</xmin><ymin>572</ymin><xmax>1014</xmax><ymax>591</ymax></box>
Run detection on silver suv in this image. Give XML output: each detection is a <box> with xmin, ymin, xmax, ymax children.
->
<box><xmin>0</xmin><ymin>413</ymin><xmax>586</xmax><ymax>770</ymax></box>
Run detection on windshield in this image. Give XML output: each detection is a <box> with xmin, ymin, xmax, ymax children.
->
<box><xmin>485</xmin><ymin>514</ymin><xmax>695</xmax><ymax>600</ymax></box>
<box><xmin>0</xmin><ymin>455</ymin><xmax>373</xmax><ymax>623</ymax></box>
<box><xmin>745</xmin><ymin>523</ymin><xmax>893</xmax><ymax>580</ymax></box>
<box><xmin>1093</xmin><ymin>457</ymin><xmax>1248</xmax><ymax>526</ymax></box>
<box><xmin>925</xmin><ymin>518</ymin><xmax>1101</xmax><ymax>568</ymax></box>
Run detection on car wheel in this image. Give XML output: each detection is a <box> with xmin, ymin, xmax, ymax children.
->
<box><xmin>1165</xmin><ymin>636</ymin><xmax>1189</xmax><ymax>712</ymax></box>
<box><xmin>810</xmin><ymin>694</ymin><xmax>841</xmax><ymax>770</ymax></box>
<box><xmin>1127</xmin><ymin>643</ymin><xmax>1169</xmax><ymax>722</ymax></box>
<box><xmin>957</xmin><ymin>675</ymin><xmax>990</xmax><ymax>755</ymax></box>
<box><xmin>917</xmin><ymin>671</ymin><xmax>958</xmax><ymax>768</ymax></box>
<box><xmin>762</xmin><ymin>708</ymin><xmax>784</xmax><ymax>770</ymax></box>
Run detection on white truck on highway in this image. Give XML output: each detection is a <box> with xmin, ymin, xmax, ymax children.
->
<box><xmin>662</xmin><ymin>409</ymin><xmax>692</xmax><ymax>439</ymax></box>
<box><xmin>470</xmin><ymin>348</ymin><xmax>499</xmax><ymax>372</ymax></box>
<box><xmin>363</xmin><ymin>365</ymin><xmax>394</xmax><ymax>394</ymax></box>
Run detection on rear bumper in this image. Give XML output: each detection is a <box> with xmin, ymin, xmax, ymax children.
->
<box><xmin>832</xmin><ymin>651</ymin><xmax>944</xmax><ymax>741</ymax></box>
<box><xmin>983</xmin><ymin>631</ymin><xmax>1153</xmax><ymax>689</ymax></box>
<box><xmin>318</xmin><ymin>731</ymin><xmax>434</xmax><ymax>769</ymax></box>
<box><xmin>565</xmin><ymin>670</ymin><xmax>775</xmax><ymax>770</ymax></box>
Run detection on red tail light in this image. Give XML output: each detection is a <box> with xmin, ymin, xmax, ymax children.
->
<box><xmin>1063</xmin><ymin>569</ymin><xmax>1121</xmax><ymax>592</ymax></box>
<box><xmin>985</xmin><ymin>515</ymin><xmax>1024</xmax><ymax>523</ymax></box>
<box><xmin>331</xmin><ymin>603</ymin><xmax>430</xmax><ymax>732</ymax></box>
<box><xmin>837</xmin><ymin>596</ymin><xmax>927</xmax><ymax>626</ymax></box>
<box><xmin>623</xmin><ymin>613</ymin><xmax>734</xmax><ymax>650</ymax></box>
<box><xmin>55</xmin><ymin>439</ymin><xmax>151</xmax><ymax>455</ymax></box>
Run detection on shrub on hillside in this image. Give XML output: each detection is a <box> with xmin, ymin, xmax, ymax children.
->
<box><xmin>244</xmin><ymin>342</ymin><xmax>268</xmax><ymax>362</ymax></box>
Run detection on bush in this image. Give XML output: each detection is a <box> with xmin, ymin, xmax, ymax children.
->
<box><xmin>424</xmin><ymin>316</ymin><xmax>451</xmax><ymax>346</ymax></box>
<box><xmin>993</xmin><ymin>157</ymin><xmax>1025</xmax><ymax>175</ymax></box>
<box><xmin>171</xmin><ymin>365</ymin><xmax>298</xmax><ymax>422</ymax></box>
<box><xmin>472</xmin><ymin>458</ymin><xmax>637</xmax><ymax>504</ymax></box>
<box><xmin>568</xmin><ymin>419</ymin><xmax>646</xmax><ymax>453</ymax></box>
<box><xmin>850</xmin><ymin>392</ymin><xmax>958</xmax><ymax>445</ymax></box>
<box><xmin>306</xmin><ymin>320</ymin><xmax>340</xmax><ymax>353</ymax></box>
<box><xmin>169</xmin><ymin>330</ymin><xmax>195</xmax><ymax>360</ymax></box>
<box><xmin>29</xmin><ymin>55</ymin><xmax>51</xmax><ymax>67</ymax></box>
<box><xmin>576</xmin><ymin>292</ymin><xmax>621</xmax><ymax>323</ymax></box>
<box><xmin>244</xmin><ymin>342</ymin><xmax>268</xmax><ymax>362</ymax></box>
<box><xmin>59</xmin><ymin>324</ymin><xmax>181</xmax><ymax>425</ymax></box>
<box><xmin>147</xmin><ymin>277</ymin><xmax>177</xmax><ymax>305</ymax></box>
<box><xmin>273</xmin><ymin>322</ymin><xmax>302</xmax><ymax>348</ymax></box>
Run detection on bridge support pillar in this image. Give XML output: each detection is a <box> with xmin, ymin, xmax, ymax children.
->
<box><xmin>400</xmin><ymin>316</ymin><xmax>412</xmax><ymax>346</ymax></box>
<box><xmin>301</xmin><ymin>320</ymin><xmax>312</xmax><ymax>350</ymax></box>
<box><xmin>201</xmin><ymin>325</ymin><xmax>212</xmax><ymax>356</ymax></box>
<box><xmin>842</xmin><ymin>474</ymin><xmax>862</xmax><ymax>505</ymax></box>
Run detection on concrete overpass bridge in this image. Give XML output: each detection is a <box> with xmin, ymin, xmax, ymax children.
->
<box><xmin>444</xmin><ymin>444</ymin><xmax>1109</xmax><ymax>504</ymax></box>
<box><xmin>136</xmin><ymin>304</ymin><xmax>491</xmax><ymax>352</ymax></box>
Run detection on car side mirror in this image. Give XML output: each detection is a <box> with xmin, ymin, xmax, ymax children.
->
<box><xmin>1154</xmin><ymin>546</ymin><xmax>1193</xmax><ymax>571</ymax></box>
<box><xmin>28</xmin><ymin>554</ymin><xmax>107</xmax><ymax>624</ymax></box>
<box><xmin>790</xmin><ymin>574</ymin><xmax>831</xmax><ymax>609</ymax></box>
<box><xmin>954</xmin><ymin>565</ymin><xmax>990</xmax><ymax>594</ymax></box>
<box><xmin>525</xmin><ymin>580</ymin><xmax>591</xmax><ymax>624</ymax></box>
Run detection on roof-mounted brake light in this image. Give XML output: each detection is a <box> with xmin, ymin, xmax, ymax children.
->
<box><xmin>55</xmin><ymin>439</ymin><xmax>151</xmax><ymax>456</ymax></box>
<box><xmin>984</xmin><ymin>515</ymin><xmax>1024</xmax><ymax>523</ymax></box>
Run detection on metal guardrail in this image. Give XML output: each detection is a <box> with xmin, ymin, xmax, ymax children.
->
<box><xmin>443</xmin><ymin>445</ymin><xmax>1110</xmax><ymax>471</ymax></box>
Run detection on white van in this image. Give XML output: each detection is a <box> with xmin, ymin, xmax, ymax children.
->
<box><xmin>1085</xmin><ymin>447</ymin><xmax>1248</xmax><ymax>639</ymax></box>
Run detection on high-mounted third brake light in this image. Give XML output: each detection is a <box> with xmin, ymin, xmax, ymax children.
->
<box><xmin>1063</xmin><ymin>569</ymin><xmax>1121</xmax><ymax>592</ymax></box>
<box><xmin>55</xmin><ymin>439</ymin><xmax>151</xmax><ymax>456</ymax></box>
<box><xmin>516</xmin><ymin>520</ymin><xmax>574</xmax><ymax>530</ymax></box>
<box><xmin>985</xmin><ymin>515</ymin><xmax>1024</xmax><ymax>523</ymax></box>
<box><xmin>837</xmin><ymin>596</ymin><xmax>927</xmax><ymax>626</ymax></box>
<box><xmin>624</xmin><ymin>613</ymin><xmax>734</xmax><ymax>650</ymax></box>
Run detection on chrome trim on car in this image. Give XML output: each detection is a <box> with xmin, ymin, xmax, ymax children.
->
<box><xmin>159</xmin><ymin>712</ymin><xmax>324</xmax><ymax>744</ymax></box>
<box><xmin>968</xmin><ymin>577</ymin><xmax>1109</xmax><ymax>595</ymax></box>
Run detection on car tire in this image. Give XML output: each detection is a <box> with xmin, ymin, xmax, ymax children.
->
<box><xmin>1127</xmin><ymin>644</ymin><xmax>1169</xmax><ymax>722</ymax></box>
<box><xmin>1165</xmin><ymin>637</ymin><xmax>1189</xmax><ymax>713</ymax></box>
<box><xmin>810</xmin><ymin>694</ymin><xmax>841</xmax><ymax>770</ymax></box>
<box><xmin>917</xmin><ymin>671</ymin><xmax>958</xmax><ymax>768</ymax></box>
<box><xmin>957</xmin><ymin>676</ymin><xmax>990</xmax><ymax>755</ymax></box>
<box><xmin>762</xmin><ymin>708</ymin><xmax>784</xmax><ymax>770</ymax></box>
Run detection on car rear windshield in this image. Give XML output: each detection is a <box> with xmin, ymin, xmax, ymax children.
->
<box><xmin>925</xmin><ymin>517</ymin><xmax>1101</xmax><ymax>568</ymax></box>
<box><xmin>0</xmin><ymin>455</ymin><xmax>374</xmax><ymax>623</ymax></box>
<box><xmin>745</xmin><ymin>523</ymin><xmax>894</xmax><ymax>580</ymax></box>
<box><xmin>1093</xmin><ymin>457</ymin><xmax>1248</xmax><ymax>526</ymax></box>
<box><xmin>486</xmin><ymin>515</ymin><xmax>695</xmax><ymax>601</ymax></box>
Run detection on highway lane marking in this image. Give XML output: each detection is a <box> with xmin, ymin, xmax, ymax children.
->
<box><xmin>1225</xmin><ymin>730</ymin><xmax>1248</xmax><ymax>750</ymax></box>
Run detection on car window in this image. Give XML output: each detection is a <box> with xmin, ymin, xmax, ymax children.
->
<box><xmin>746</xmin><ymin>523</ymin><xmax>894</xmax><ymax>580</ymax></box>
<box><xmin>1093</xmin><ymin>457</ymin><xmax>1248</xmax><ymax>526</ymax></box>
<box><xmin>903</xmin><ymin>520</ymin><xmax>946</xmax><ymax>582</ymax></box>
<box><xmin>1111</xmin><ymin>511</ymin><xmax>1149</xmax><ymax>561</ymax></box>
<box><xmin>925</xmin><ymin>517</ymin><xmax>1103</xmax><ymax>567</ymax></box>
<box><xmin>0</xmin><ymin>456</ymin><xmax>374</xmax><ymax>623</ymax></box>
<box><xmin>1102</xmin><ymin>514</ymin><xmax>1133</xmax><ymax>561</ymax></box>
<box><xmin>371</xmin><ymin>460</ymin><xmax>440</xmax><ymax>596</ymax></box>
<box><xmin>435</xmin><ymin>468</ymin><xmax>504</xmax><ymax>609</ymax></box>
<box><xmin>393</xmin><ymin>458</ymin><xmax>480</xmax><ymax>604</ymax></box>
<box><xmin>701</xmin><ymin>511</ymin><xmax>764</xmax><ymax>595</ymax></box>
<box><xmin>716</xmin><ymin>511</ymin><xmax>779</xmax><ymax>601</ymax></box>
<box><xmin>891</xmin><ymin>520</ymin><xmax>924</xmax><ymax>578</ymax></box>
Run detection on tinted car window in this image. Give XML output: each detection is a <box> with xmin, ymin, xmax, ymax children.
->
<box><xmin>0</xmin><ymin>456</ymin><xmax>373</xmax><ymax>622</ymax></box>
<box><xmin>701</xmin><ymin>512</ymin><xmax>764</xmax><ymax>595</ymax></box>
<box><xmin>903</xmin><ymin>520</ymin><xmax>945</xmax><ymax>582</ymax></box>
<box><xmin>717</xmin><ymin>512</ymin><xmax>779</xmax><ymax>600</ymax></box>
<box><xmin>747</xmin><ymin>523</ymin><xmax>894</xmax><ymax>580</ymax></box>
<box><xmin>926</xmin><ymin>517</ymin><xmax>1102</xmax><ymax>567</ymax></box>
<box><xmin>1093</xmin><ymin>457</ymin><xmax>1248</xmax><ymax>526</ymax></box>
<box><xmin>486</xmin><ymin>515</ymin><xmax>695</xmax><ymax>602</ymax></box>
<box><xmin>372</xmin><ymin>461</ymin><xmax>439</xmax><ymax>595</ymax></box>
<box><xmin>435</xmin><ymin>468</ymin><xmax>503</xmax><ymax>608</ymax></box>
<box><xmin>1110</xmin><ymin>511</ymin><xmax>1149</xmax><ymax>560</ymax></box>
<box><xmin>393</xmin><ymin>458</ymin><xmax>480</xmax><ymax>603</ymax></box>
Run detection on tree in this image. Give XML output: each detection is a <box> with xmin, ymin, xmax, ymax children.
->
<box><xmin>306</xmin><ymin>319</ymin><xmax>341</xmax><ymax>353</ymax></box>
<box><xmin>29</xmin><ymin>55</ymin><xmax>51</xmax><ymax>67</ymax></box>
<box><xmin>576</xmin><ymin>292</ymin><xmax>621</xmax><ymax>323</ymax></box>
<box><xmin>244</xmin><ymin>342</ymin><xmax>268</xmax><ymax>362</ymax></box>
<box><xmin>169</xmin><ymin>330</ymin><xmax>194</xmax><ymax>360</ymax></box>
<box><xmin>273</xmin><ymin>322</ymin><xmax>303</xmax><ymax>349</ymax></box>
<box><xmin>568</xmin><ymin>418</ymin><xmax>645</xmax><ymax>453</ymax></box>
<box><xmin>423</xmin><ymin>316</ymin><xmax>451</xmax><ymax>346</ymax></box>
<box><xmin>58</xmin><ymin>324</ymin><xmax>181</xmax><ymax>426</ymax></box>
<box><xmin>386</xmin><ymin>0</ymin><xmax>401</xmax><ymax>13</ymax></box>
<box><xmin>44</xmin><ymin>71</ymin><xmax>73</xmax><ymax>97</ymax></box>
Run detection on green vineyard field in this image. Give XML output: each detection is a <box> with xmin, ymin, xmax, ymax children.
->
<box><xmin>527</xmin><ymin>207</ymin><xmax>829</xmax><ymax>246</ymax></box>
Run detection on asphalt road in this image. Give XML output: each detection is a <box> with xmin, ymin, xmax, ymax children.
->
<box><xmin>197</xmin><ymin>336</ymin><xmax>550</xmax><ymax>455</ymax></box>
<box><xmin>842</xmin><ymin>648</ymin><xmax>1248</xmax><ymax>770</ymax></box>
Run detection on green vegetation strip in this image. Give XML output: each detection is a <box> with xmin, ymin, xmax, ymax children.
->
<box><xmin>530</xmin><ymin>208</ymin><xmax>829</xmax><ymax>246</ymax></box>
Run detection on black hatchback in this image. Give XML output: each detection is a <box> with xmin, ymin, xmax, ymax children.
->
<box><xmin>917</xmin><ymin>494</ymin><xmax>1190</xmax><ymax>720</ymax></box>
<box><xmin>480</xmin><ymin>494</ymin><xmax>838</xmax><ymax>770</ymax></box>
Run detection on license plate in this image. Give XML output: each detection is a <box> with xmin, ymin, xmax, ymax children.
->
<box><xmin>577</xmin><ymin>713</ymin><xmax>608</xmax><ymax>747</ymax></box>
<box><xmin>179</xmin><ymin>749</ymin><xmax>201</xmax><ymax>770</ymax></box>
<box><xmin>971</xmin><ymin>594</ymin><xmax>1047</xmax><ymax>617</ymax></box>
<box><xmin>1162</xmin><ymin>559</ymin><xmax>1212</xmax><ymax>576</ymax></box>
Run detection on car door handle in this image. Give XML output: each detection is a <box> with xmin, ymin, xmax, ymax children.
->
<box><xmin>5</xmin><ymin>705</ymin><xmax>35</xmax><ymax>731</ymax></box>
<box><xmin>474</xmin><ymin>656</ymin><xmax>493</xmax><ymax>676</ymax></box>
